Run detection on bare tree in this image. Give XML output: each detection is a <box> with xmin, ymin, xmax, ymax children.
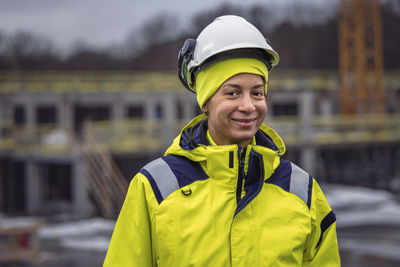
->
<box><xmin>5</xmin><ymin>31</ymin><xmax>58</xmax><ymax>70</ymax></box>
<box><xmin>63</xmin><ymin>40</ymin><xmax>125</xmax><ymax>70</ymax></box>
<box><xmin>0</xmin><ymin>1</ymin><xmax>398</xmax><ymax>71</ymax></box>
<box><xmin>141</xmin><ymin>13</ymin><xmax>178</xmax><ymax>46</ymax></box>
<box><xmin>190</xmin><ymin>4</ymin><xmax>244</xmax><ymax>36</ymax></box>
<box><xmin>0</xmin><ymin>31</ymin><xmax>9</xmax><ymax>69</ymax></box>
<box><xmin>248</xmin><ymin>5</ymin><xmax>276</xmax><ymax>32</ymax></box>
<box><xmin>125</xmin><ymin>13</ymin><xmax>179</xmax><ymax>58</ymax></box>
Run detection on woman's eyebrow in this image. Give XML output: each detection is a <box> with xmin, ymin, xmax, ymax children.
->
<box><xmin>221</xmin><ymin>83</ymin><xmax>264</xmax><ymax>89</ymax></box>
<box><xmin>221</xmin><ymin>83</ymin><xmax>241</xmax><ymax>89</ymax></box>
<box><xmin>251</xmin><ymin>84</ymin><xmax>265</xmax><ymax>89</ymax></box>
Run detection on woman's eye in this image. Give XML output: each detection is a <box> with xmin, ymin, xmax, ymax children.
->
<box><xmin>226</xmin><ymin>91</ymin><xmax>238</xmax><ymax>96</ymax></box>
<box><xmin>253</xmin><ymin>91</ymin><xmax>264</xmax><ymax>97</ymax></box>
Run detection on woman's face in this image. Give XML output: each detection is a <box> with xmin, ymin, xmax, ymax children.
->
<box><xmin>202</xmin><ymin>73</ymin><xmax>267</xmax><ymax>147</ymax></box>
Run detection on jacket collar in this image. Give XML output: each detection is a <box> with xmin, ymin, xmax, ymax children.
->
<box><xmin>165</xmin><ymin>114</ymin><xmax>286</xmax><ymax>161</ymax></box>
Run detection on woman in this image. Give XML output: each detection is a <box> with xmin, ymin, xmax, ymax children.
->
<box><xmin>104</xmin><ymin>15</ymin><xmax>340</xmax><ymax>266</ymax></box>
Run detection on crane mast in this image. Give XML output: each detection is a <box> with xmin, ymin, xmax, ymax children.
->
<box><xmin>338</xmin><ymin>0</ymin><xmax>384</xmax><ymax>114</ymax></box>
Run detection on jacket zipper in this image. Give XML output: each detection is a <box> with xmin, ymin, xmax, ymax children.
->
<box><xmin>236</xmin><ymin>146</ymin><xmax>247</xmax><ymax>205</ymax></box>
<box><xmin>234</xmin><ymin>149</ymin><xmax>265</xmax><ymax>217</ymax></box>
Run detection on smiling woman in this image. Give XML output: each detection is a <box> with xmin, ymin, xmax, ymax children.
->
<box><xmin>104</xmin><ymin>15</ymin><xmax>340</xmax><ymax>267</ymax></box>
<box><xmin>203</xmin><ymin>73</ymin><xmax>267</xmax><ymax>147</ymax></box>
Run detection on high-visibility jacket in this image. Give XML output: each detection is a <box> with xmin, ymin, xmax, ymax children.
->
<box><xmin>104</xmin><ymin>114</ymin><xmax>340</xmax><ymax>266</ymax></box>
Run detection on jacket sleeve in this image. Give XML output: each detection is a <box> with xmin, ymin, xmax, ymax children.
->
<box><xmin>103</xmin><ymin>173</ymin><xmax>158</xmax><ymax>267</ymax></box>
<box><xmin>303</xmin><ymin>180</ymin><xmax>341</xmax><ymax>266</ymax></box>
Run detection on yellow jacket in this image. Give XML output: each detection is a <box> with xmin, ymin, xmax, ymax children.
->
<box><xmin>104</xmin><ymin>114</ymin><xmax>340</xmax><ymax>266</ymax></box>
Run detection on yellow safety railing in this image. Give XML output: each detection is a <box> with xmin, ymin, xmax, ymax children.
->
<box><xmin>267</xmin><ymin>113</ymin><xmax>400</xmax><ymax>145</ymax></box>
<box><xmin>1</xmin><ymin>113</ymin><xmax>399</xmax><ymax>154</ymax></box>
<box><xmin>1</xmin><ymin>70</ymin><xmax>399</xmax><ymax>94</ymax></box>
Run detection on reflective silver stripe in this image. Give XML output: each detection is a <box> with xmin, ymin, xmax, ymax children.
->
<box><xmin>289</xmin><ymin>162</ymin><xmax>311</xmax><ymax>205</ymax></box>
<box><xmin>143</xmin><ymin>158</ymin><xmax>180</xmax><ymax>200</ymax></box>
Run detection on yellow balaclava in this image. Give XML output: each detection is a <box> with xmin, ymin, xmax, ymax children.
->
<box><xmin>195</xmin><ymin>58</ymin><xmax>269</xmax><ymax>109</ymax></box>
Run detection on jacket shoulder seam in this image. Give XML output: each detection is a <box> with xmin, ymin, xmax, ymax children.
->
<box><xmin>139</xmin><ymin>155</ymin><xmax>208</xmax><ymax>204</ymax></box>
<box><xmin>266</xmin><ymin>159</ymin><xmax>313</xmax><ymax>209</ymax></box>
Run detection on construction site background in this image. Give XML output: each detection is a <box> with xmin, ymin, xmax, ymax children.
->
<box><xmin>1</xmin><ymin>0</ymin><xmax>400</xmax><ymax>266</ymax></box>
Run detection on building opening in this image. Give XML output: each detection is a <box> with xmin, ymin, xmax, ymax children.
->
<box><xmin>40</xmin><ymin>163</ymin><xmax>72</xmax><ymax>215</ymax></box>
<box><xmin>74</xmin><ymin>105</ymin><xmax>110</xmax><ymax>132</ymax></box>
<box><xmin>36</xmin><ymin>105</ymin><xmax>57</xmax><ymax>124</ymax></box>
<box><xmin>0</xmin><ymin>159</ymin><xmax>26</xmax><ymax>214</ymax></box>
<box><xmin>272</xmin><ymin>102</ymin><xmax>299</xmax><ymax>117</ymax></box>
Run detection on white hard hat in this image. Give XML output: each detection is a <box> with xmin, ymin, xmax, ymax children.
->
<box><xmin>178</xmin><ymin>15</ymin><xmax>279</xmax><ymax>92</ymax></box>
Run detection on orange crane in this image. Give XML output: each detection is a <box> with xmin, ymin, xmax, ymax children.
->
<box><xmin>338</xmin><ymin>0</ymin><xmax>385</xmax><ymax>114</ymax></box>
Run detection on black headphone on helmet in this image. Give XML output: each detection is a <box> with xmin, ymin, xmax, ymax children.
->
<box><xmin>178</xmin><ymin>38</ymin><xmax>274</xmax><ymax>93</ymax></box>
<box><xmin>178</xmin><ymin>38</ymin><xmax>197</xmax><ymax>92</ymax></box>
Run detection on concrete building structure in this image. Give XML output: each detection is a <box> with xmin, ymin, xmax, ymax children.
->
<box><xmin>0</xmin><ymin>70</ymin><xmax>399</xmax><ymax>218</ymax></box>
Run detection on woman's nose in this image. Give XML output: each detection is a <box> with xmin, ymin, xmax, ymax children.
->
<box><xmin>238</xmin><ymin>95</ymin><xmax>256</xmax><ymax>113</ymax></box>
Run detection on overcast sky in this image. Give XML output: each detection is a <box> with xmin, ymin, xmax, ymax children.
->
<box><xmin>0</xmin><ymin>0</ymin><xmax>338</xmax><ymax>52</ymax></box>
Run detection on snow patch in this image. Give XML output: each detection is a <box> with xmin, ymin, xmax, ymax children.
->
<box><xmin>340</xmin><ymin>238</ymin><xmax>400</xmax><ymax>260</ymax></box>
<box><xmin>323</xmin><ymin>184</ymin><xmax>400</xmax><ymax>228</ymax></box>
<box><xmin>39</xmin><ymin>218</ymin><xmax>115</xmax><ymax>238</ymax></box>
<box><xmin>61</xmin><ymin>236</ymin><xmax>111</xmax><ymax>252</ymax></box>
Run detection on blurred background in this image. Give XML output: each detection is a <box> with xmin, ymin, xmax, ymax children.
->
<box><xmin>0</xmin><ymin>0</ymin><xmax>399</xmax><ymax>266</ymax></box>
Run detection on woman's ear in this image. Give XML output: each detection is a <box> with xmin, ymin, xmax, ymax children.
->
<box><xmin>202</xmin><ymin>104</ymin><xmax>208</xmax><ymax>113</ymax></box>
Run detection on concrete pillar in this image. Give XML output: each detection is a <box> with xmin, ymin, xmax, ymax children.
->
<box><xmin>301</xmin><ymin>148</ymin><xmax>317</xmax><ymax>175</ymax></box>
<box><xmin>299</xmin><ymin>91</ymin><xmax>314</xmax><ymax>134</ymax></box>
<box><xmin>320</xmin><ymin>97</ymin><xmax>333</xmax><ymax>116</ymax></box>
<box><xmin>26</xmin><ymin>102</ymin><xmax>36</xmax><ymax>139</ymax></box>
<box><xmin>112</xmin><ymin>101</ymin><xmax>125</xmax><ymax>121</ymax></box>
<box><xmin>0</xmin><ymin>99</ymin><xmax>4</xmax><ymax>128</ymax></box>
<box><xmin>144</xmin><ymin>96</ymin><xmax>156</xmax><ymax>120</ymax></box>
<box><xmin>299</xmin><ymin>91</ymin><xmax>316</xmax><ymax>175</ymax></box>
<box><xmin>111</xmin><ymin>100</ymin><xmax>126</xmax><ymax>139</ymax></box>
<box><xmin>162</xmin><ymin>94</ymin><xmax>177</xmax><ymax>147</ymax></box>
<box><xmin>59</xmin><ymin>100</ymin><xmax>74</xmax><ymax>132</ymax></box>
<box><xmin>26</xmin><ymin>160</ymin><xmax>41</xmax><ymax>214</ymax></box>
<box><xmin>143</xmin><ymin>96</ymin><xmax>157</xmax><ymax>142</ymax></box>
<box><xmin>72</xmin><ymin>156</ymin><xmax>94</xmax><ymax>218</ymax></box>
<box><xmin>0</xmin><ymin>97</ymin><xmax>14</xmax><ymax>127</ymax></box>
<box><xmin>183</xmin><ymin>96</ymin><xmax>196</xmax><ymax>120</ymax></box>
